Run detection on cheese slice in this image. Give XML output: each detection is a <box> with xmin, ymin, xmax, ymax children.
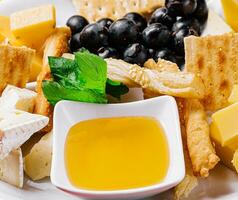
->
<box><xmin>0</xmin><ymin>85</ymin><xmax>37</xmax><ymax>113</ymax></box>
<box><xmin>24</xmin><ymin>131</ymin><xmax>52</xmax><ymax>181</ymax></box>
<box><xmin>10</xmin><ymin>5</ymin><xmax>56</xmax><ymax>51</ymax></box>
<box><xmin>0</xmin><ymin>148</ymin><xmax>23</xmax><ymax>188</ymax></box>
<box><xmin>0</xmin><ymin>109</ymin><xmax>49</xmax><ymax>160</ymax></box>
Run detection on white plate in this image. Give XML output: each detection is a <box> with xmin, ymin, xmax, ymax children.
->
<box><xmin>0</xmin><ymin>0</ymin><xmax>238</xmax><ymax>200</ymax></box>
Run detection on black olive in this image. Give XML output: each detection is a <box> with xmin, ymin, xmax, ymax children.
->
<box><xmin>142</xmin><ymin>23</ymin><xmax>171</xmax><ymax>48</ymax></box>
<box><xmin>97</xmin><ymin>47</ymin><xmax>119</xmax><ymax>59</ymax></box>
<box><xmin>124</xmin><ymin>12</ymin><xmax>147</xmax><ymax>31</ymax></box>
<box><xmin>97</xmin><ymin>18</ymin><xmax>114</xmax><ymax>29</ymax></box>
<box><xmin>66</xmin><ymin>15</ymin><xmax>89</xmax><ymax>35</ymax></box>
<box><xmin>148</xmin><ymin>7</ymin><xmax>176</xmax><ymax>28</ymax></box>
<box><xmin>80</xmin><ymin>23</ymin><xmax>109</xmax><ymax>52</ymax></box>
<box><xmin>193</xmin><ymin>0</ymin><xmax>208</xmax><ymax>29</ymax></box>
<box><xmin>109</xmin><ymin>18</ymin><xmax>140</xmax><ymax>48</ymax></box>
<box><xmin>68</xmin><ymin>33</ymin><xmax>81</xmax><ymax>52</ymax></box>
<box><xmin>123</xmin><ymin>43</ymin><xmax>148</xmax><ymax>66</ymax></box>
<box><xmin>172</xmin><ymin>17</ymin><xmax>201</xmax><ymax>35</ymax></box>
<box><xmin>154</xmin><ymin>48</ymin><xmax>177</xmax><ymax>63</ymax></box>
<box><xmin>165</xmin><ymin>0</ymin><xmax>198</xmax><ymax>16</ymax></box>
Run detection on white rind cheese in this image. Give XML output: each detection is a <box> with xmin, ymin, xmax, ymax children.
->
<box><xmin>0</xmin><ymin>109</ymin><xmax>49</xmax><ymax>160</ymax></box>
<box><xmin>0</xmin><ymin>148</ymin><xmax>23</xmax><ymax>188</ymax></box>
<box><xmin>0</xmin><ymin>85</ymin><xmax>37</xmax><ymax>113</ymax></box>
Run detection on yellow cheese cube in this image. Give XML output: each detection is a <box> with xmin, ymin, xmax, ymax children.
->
<box><xmin>10</xmin><ymin>5</ymin><xmax>56</xmax><ymax>50</ymax></box>
<box><xmin>228</xmin><ymin>85</ymin><xmax>238</xmax><ymax>105</ymax></box>
<box><xmin>211</xmin><ymin>103</ymin><xmax>238</xmax><ymax>148</ymax></box>
<box><xmin>211</xmin><ymin>103</ymin><xmax>238</xmax><ymax>170</ymax></box>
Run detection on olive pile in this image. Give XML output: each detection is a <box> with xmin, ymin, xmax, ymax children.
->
<box><xmin>66</xmin><ymin>0</ymin><xmax>208</xmax><ymax>69</ymax></box>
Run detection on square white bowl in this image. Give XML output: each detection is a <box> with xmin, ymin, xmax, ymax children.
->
<box><xmin>51</xmin><ymin>96</ymin><xmax>185</xmax><ymax>199</ymax></box>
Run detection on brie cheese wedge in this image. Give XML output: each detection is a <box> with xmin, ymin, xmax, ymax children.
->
<box><xmin>0</xmin><ymin>109</ymin><xmax>49</xmax><ymax>160</ymax></box>
<box><xmin>0</xmin><ymin>85</ymin><xmax>37</xmax><ymax>113</ymax></box>
<box><xmin>0</xmin><ymin>148</ymin><xmax>23</xmax><ymax>188</ymax></box>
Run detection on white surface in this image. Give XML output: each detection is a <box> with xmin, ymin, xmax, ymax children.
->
<box><xmin>0</xmin><ymin>0</ymin><xmax>238</xmax><ymax>200</ymax></box>
<box><xmin>52</xmin><ymin>97</ymin><xmax>184</xmax><ymax>199</ymax></box>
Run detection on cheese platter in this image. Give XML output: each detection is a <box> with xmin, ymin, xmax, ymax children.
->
<box><xmin>1</xmin><ymin>0</ymin><xmax>238</xmax><ymax>200</ymax></box>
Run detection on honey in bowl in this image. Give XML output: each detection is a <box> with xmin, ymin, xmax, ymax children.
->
<box><xmin>65</xmin><ymin>117</ymin><xmax>169</xmax><ymax>191</ymax></box>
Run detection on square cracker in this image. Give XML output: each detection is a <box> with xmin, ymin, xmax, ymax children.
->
<box><xmin>0</xmin><ymin>44</ymin><xmax>35</xmax><ymax>94</ymax></box>
<box><xmin>184</xmin><ymin>33</ymin><xmax>238</xmax><ymax>111</ymax></box>
<box><xmin>72</xmin><ymin>0</ymin><xmax>165</xmax><ymax>22</ymax></box>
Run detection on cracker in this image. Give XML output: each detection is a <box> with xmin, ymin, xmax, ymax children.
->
<box><xmin>72</xmin><ymin>0</ymin><xmax>165</xmax><ymax>22</ymax></box>
<box><xmin>0</xmin><ymin>44</ymin><xmax>35</xmax><ymax>94</ymax></box>
<box><xmin>184</xmin><ymin>33</ymin><xmax>238</xmax><ymax>111</ymax></box>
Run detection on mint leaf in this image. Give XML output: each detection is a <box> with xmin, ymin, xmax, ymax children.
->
<box><xmin>42</xmin><ymin>81</ymin><xmax>107</xmax><ymax>105</ymax></box>
<box><xmin>74</xmin><ymin>51</ymin><xmax>107</xmax><ymax>94</ymax></box>
<box><xmin>48</xmin><ymin>57</ymin><xmax>85</xmax><ymax>89</ymax></box>
<box><xmin>42</xmin><ymin>50</ymin><xmax>128</xmax><ymax>105</ymax></box>
<box><xmin>106</xmin><ymin>79</ymin><xmax>129</xmax><ymax>99</ymax></box>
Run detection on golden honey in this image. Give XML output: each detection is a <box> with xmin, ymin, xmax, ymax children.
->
<box><xmin>65</xmin><ymin>117</ymin><xmax>169</xmax><ymax>191</ymax></box>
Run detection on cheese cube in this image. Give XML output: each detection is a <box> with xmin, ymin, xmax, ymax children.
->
<box><xmin>211</xmin><ymin>103</ymin><xmax>238</xmax><ymax>170</ymax></box>
<box><xmin>24</xmin><ymin>131</ymin><xmax>52</xmax><ymax>181</ymax></box>
<box><xmin>211</xmin><ymin>103</ymin><xmax>238</xmax><ymax>148</ymax></box>
<box><xmin>0</xmin><ymin>85</ymin><xmax>37</xmax><ymax>113</ymax></box>
<box><xmin>228</xmin><ymin>85</ymin><xmax>238</xmax><ymax>105</ymax></box>
<box><xmin>10</xmin><ymin>5</ymin><xmax>56</xmax><ymax>50</ymax></box>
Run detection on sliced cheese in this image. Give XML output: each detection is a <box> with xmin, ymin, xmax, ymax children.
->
<box><xmin>0</xmin><ymin>85</ymin><xmax>37</xmax><ymax>113</ymax></box>
<box><xmin>0</xmin><ymin>148</ymin><xmax>23</xmax><ymax>188</ymax></box>
<box><xmin>10</xmin><ymin>5</ymin><xmax>56</xmax><ymax>51</ymax></box>
<box><xmin>24</xmin><ymin>131</ymin><xmax>52</xmax><ymax>181</ymax></box>
<box><xmin>0</xmin><ymin>109</ymin><xmax>49</xmax><ymax>160</ymax></box>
